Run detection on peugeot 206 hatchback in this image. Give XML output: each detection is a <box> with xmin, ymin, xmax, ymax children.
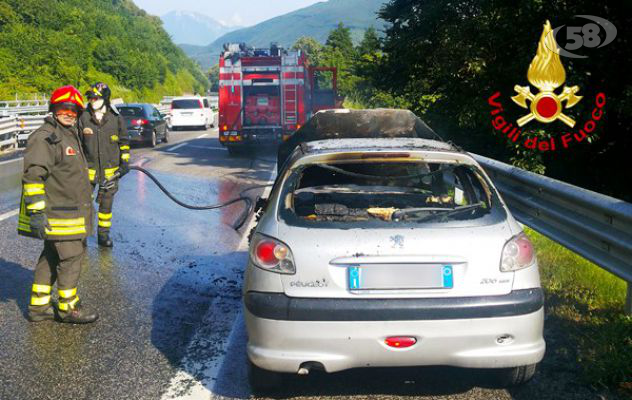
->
<box><xmin>244</xmin><ymin>137</ymin><xmax>545</xmax><ymax>391</ymax></box>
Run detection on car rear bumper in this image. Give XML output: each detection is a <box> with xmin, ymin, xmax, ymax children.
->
<box><xmin>245</xmin><ymin>306</ymin><xmax>545</xmax><ymax>373</ymax></box>
<box><xmin>127</xmin><ymin>128</ymin><xmax>151</xmax><ymax>142</ymax></box>
<box><xmin>244</xmin><ymin>289</ymin><xmax>545</xmax><ymax>373</ymax></box>
<box><xmin>244</xmin><ymin>288</ymin><xmax>544</xmax><ymax>321</ymax></box>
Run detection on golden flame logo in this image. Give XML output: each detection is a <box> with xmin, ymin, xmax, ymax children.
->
<box><xmin>512</xmin><ymin>20</ymin><xmax>582</xmax><ymax>127</ymax></box>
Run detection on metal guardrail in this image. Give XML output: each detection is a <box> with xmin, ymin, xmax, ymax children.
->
<box><xmin>474</xmin><ymin>154</ymin><xmax>632</xmax><ymax>314</ymax></box>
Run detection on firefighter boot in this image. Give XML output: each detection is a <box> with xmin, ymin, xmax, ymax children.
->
<box><xmin>58</xmin><ymin>300</ymin><xmax>98</xmax><ymax>324</ymax></box>
<box><xmin>28</xmin><ymin>283</ymin><xmax>56</xmax><ymax>322</ymax></box>
<box><xmin>58</xmin><ymin>288</ymin><xmax>98</xmax><ymax>324</ymax></box>
<box><xmin>98</xmin><ymin>232</ymin><xmax>113</xmax><ymax>248</ymax></box>
<box><xmin>28</xmin><ymin>305</ymin><xmax>57</xmax><ymax>322</ymax></box>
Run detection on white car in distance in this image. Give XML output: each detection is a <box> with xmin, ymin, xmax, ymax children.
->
<box><xmin>170</xmin><ymin>96</ymin><xmax>214</xmax><ymax>130</ymax></box>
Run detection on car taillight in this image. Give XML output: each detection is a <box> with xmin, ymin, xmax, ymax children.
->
<box><xmin>385</xmin><ymin>337</ymin><xmax>417</xmax><ymax>348</ymax></box>
<box><xmin>250</xmin><ymin>233</ymin><xmax>295</xmax><ymax>274</ymax></box>
<box><xmin>132</xmin><ymin>119</ymin><xmax>148</xmax><ymax>125</ymax></box>
<box><xmin>500</xmin><ymin>232</ymin><xmax>535</xmax><ymax>272</ymax></box>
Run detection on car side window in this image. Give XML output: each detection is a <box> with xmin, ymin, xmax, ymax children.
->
<box><xmin>152</xmin><ymin>108</ymin><xmax>162</xmax><ymax>120</ymax></box>
<box><xmin>203</xmin><ymin>99</ymin><xmax>210</xmax><ymax>108</ymax></box>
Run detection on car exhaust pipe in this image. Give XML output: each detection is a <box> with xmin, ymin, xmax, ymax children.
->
<box><xmin>297</xmin><ymin>361</ymin><xmax>324</xmax><ymax>375</ymax></box>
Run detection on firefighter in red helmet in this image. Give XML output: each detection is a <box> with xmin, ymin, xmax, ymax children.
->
<box><xmin>78</xmin><ymin>82</ymin><xmax>130</xmax><ymax>247</ymax></box>
<box><xmin>18</xmin><ymin>85</ymin><xmax>98</xmax><ymax>324</ymax></box>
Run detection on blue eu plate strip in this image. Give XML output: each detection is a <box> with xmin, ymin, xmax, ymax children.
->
<box><xmin>349</xmin><ymin>267</ymin><xmax>361</xmax><ymax>289</ymax></box>
<box><xmin>442</xmin><ymin>265</ymin><xmax>453</xmax><ymax>288</ymax></box>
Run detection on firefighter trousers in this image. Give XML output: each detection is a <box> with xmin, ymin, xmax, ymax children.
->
<box><xmin>94</xmin><ymin>181</ymin><xmax>118</xmax><ymax>235</ymax></box>
<box><xmin>29</xmin><ymin>240</ymin><xmax>86</xmax><ymax>314</ymax></box>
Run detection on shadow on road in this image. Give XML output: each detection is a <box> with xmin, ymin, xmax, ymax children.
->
<box><xmin>0</xmin><ymin>257</ymin><xmax>32</xmax><ymax>318</ymax></box>
<box><xmin>150</xmin><ymin>251</ymin><xmax>244</xmax><ymax>368</ymax></box>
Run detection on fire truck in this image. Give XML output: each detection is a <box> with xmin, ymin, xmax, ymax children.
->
<box><xmin>218</xmin><ymin>43</ymin><xmax>340</xmax><ymax>155</ymax></box>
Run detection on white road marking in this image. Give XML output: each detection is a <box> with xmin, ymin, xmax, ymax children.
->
<box><xmin>188</xmin><ymin>145</ymin><xmax>227</xmax><ymax>151</ymax></box>
<box><xmin>0</xmin><ymin>157</ymin><xmax>22</xmax><ymax>166</ymax></box>
<box><xmin>0</xmin><ymin>209</ymin><xmax>19</xmax><ymax>222</ymax></box>
<box><xmin>162</xmin><ymin>170</ymin><xmax>276</xmax><ymax>400</ymax></box>
<box><xmin>196</xmin><ymin>134</ymin><xmax>209</xmax><ymax>139</ymax></box>
<box><xmin>167</xmin><ymin>143</ymin><xmax>188</xmax><ymax>152</ymax></box>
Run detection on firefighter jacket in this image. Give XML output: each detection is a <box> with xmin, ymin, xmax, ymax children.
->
<box><xmin>78</xmin><ymin>107</ymin><xmax>130</xmax><ymax>184</ymax></box>
<box><xmin>18</xmin><ymin>117</ymin><xmax>94</xmax><ymax>241</ymax></box>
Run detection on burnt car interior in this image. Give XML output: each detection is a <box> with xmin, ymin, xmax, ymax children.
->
<box><xmin>288</xmin><ymin>161</ymin><xmax>492</xmax><ymax>223</ymax></box>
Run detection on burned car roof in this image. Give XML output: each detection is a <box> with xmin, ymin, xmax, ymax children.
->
<box><xmin>302</xmin><ymin>138</ymin><xmax>457</xmax><ymax>153</ymax></box>
<box><xmin>278</xmin><ymin>109</ymin><xmax>443</xmax><ymax>170</ymax></box>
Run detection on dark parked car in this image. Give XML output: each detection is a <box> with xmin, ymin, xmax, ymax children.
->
<box><xmin>117</xmin><ymin>103</ymin><xmax>168</xmax><ymax>147</ymax></box>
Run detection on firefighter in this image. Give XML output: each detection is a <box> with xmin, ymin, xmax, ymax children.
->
<box><xmin>79</xmin><ymin>82</ymin><xmax>130</xmax><ymax>247</ymax></box>
<box><xmin>19</xmin><ymin>85</ymin><xmax>98</xmax><ymax>324</ymax></box>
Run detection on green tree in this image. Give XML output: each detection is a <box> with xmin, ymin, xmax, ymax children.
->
<box><xmin>326</xmin><ymin>22</ymin><xmax>354</xmax><ymax>54</ymax></box>
<box><xmin>356</xmin><ymin>26</ymin><xmax>380</xmax><ymax>57</ymax></box>
<box><xmin>292</xmin><ymin>36</ymin><xmax>324</xmax><ymax>65</ymax></box>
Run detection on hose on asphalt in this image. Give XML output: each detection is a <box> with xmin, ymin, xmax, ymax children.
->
<box><xmin>120</xmin><ymin>165</ymin><xmax>255</xmax><ymax>230</ymax></box>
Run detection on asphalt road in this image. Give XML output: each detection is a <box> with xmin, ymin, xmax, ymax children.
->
<box><xmin>0</xmin><ymin>127</ymin><xmax>619</xmax><ymax>399</ymax></box>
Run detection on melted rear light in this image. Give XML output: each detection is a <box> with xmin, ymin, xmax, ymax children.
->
<box><xmin>385</xmin><ymin>337</ymin><xmax>417</xmax><ymax>348</ymax></box>
<box><xmin>500</xmin><ymin>232</ymin><xmax>536</xmax><ymax>272</ymax></box>
<box><xmin>251</xmin><ymin>233</ymin><xmax>295</xmax><ymax>274</ymax></box>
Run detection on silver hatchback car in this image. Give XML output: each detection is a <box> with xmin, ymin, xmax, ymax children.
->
<box><xmin>244</xmin><ymin>136</ymin><xmax>545</xmax><ymax>391</ymax></box>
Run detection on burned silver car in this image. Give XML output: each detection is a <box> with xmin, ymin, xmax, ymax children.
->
<box><xmin>244</xmin><ymin>109</ymin><xmax>545</xmax><ymax>391</ymax></box>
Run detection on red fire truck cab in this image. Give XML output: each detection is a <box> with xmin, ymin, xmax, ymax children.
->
<box><xmin>218</xmin><ymin>43</ymin><xmax>340</xmax><ymax>155</ymax></box>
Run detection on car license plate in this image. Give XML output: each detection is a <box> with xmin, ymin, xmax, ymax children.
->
<box><xmin>348</xmin><ymin>264</ymin><xmax>453</xmax><ymax>290</ymax></box>
<box><xmin>181</xmin><ymin>112</ymin><xmax>193</xmax><ymax>116</ymax></box>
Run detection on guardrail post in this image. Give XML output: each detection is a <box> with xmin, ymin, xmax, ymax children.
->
<box><xmin>626</xmin><ymin>282</ymin><xmax>632</xmax><ymax>315</ymax></box>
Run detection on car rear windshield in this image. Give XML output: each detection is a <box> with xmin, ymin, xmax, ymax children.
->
<box><xmin>172</xmin><ymin>99</ymin><xmax>202</xmax><ymax>109</ymax></box>
<box><xmin>280</xmin><ymin>160</ymin><xmax>501</xmax><ymax>226</ymax></box>
<box><xmin>118</xmin><ymin>107</ymin><xmax>145</xmax><ymax>117</ymax></box>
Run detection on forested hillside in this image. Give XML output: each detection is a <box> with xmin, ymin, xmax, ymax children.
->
<box><xmin>0</xmin><ymin>0</ymin><xmax>208</xmax><ymax>102</ymax></box>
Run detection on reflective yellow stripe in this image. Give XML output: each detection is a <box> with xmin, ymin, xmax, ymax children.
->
<box><xmin>89</xmin><ymin>169</ymin><xmax>96</xmax><ymax>181</ymax></box>
<box><xmin>98</xmin><ymin>212</ymin><xmax>112</xmax><ymax>220</ymax></box>
<box><xmin>32</xmin><ymin>284</ymin><xmax>52</xmax><ymax>294</ymax></box>
<box><xmin>24</xmin><ymin>183</ymin><xmax>44</xmax><ymax>190</ymax></box>
<box><xmin>48</xmin><ymin>217</ymin><xmax>85</xmax><ymax>227</ymax></box>
<box><xmin>18</xmin><ymin>223</ymin><xmax>31</xmax><ymax>233</ymax></box>
<box><xmin>104</xmin><ymin>167</ymin><xmax>119</xmax><ymax>179</ymax></box>
<box><xmin>52</xmin><ymin>92</ymin><xmax>71</xmax><ymax>103</ymax></box>
<box><xmin>24</xmin><ymin>188</ymin><xmax>45</xmax><ymax>196</ymax></box>
<box><xmin>121</xmin><ymin>153</ymin><xmax>130</xmax><ymax>161</ymax></box>
<box><xmin>31</xmin><ymin>295</ymin><xmax>51</xmax><ymax>306</ymax></box>
<box><xmin>98</xmin><ymin>220</ymin><xmax>112</xmax><ymax>228</ymax></box>
<box><xmin>58</xmin><ymin>296</ymin><xmax>79</xmax><ymax>310</ymax></box>
<box><xmin>26</xmin><ymin>201</ymin><xmax>46</xmax><ymax>211</ymax></box>
<box><xmin>24</xmin><ymin>184</ymin><xmax>45</xmax><ymax>196</ymax></box>
<box><xmin>110</xmin><ymin>135</ymin><xmax>119</xmax><ymax>141</ymax></box>
<box><xmin>119</xmin><ymin>145</ymin><xmax>130</xmax><ymax>151</ymax></box>
<box><xmin>45</xmin><ymin>226</ymin><xmax>87</xmax><ymax>236</ymax></box>
<box><xmin>58</xmin><ymin>288</ymin><xmax>77</xmax><ymax>298</ymax></box>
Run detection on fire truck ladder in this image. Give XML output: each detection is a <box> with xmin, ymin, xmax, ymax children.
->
<box><xmin>282</xmin><ymin>55</ymin><xmax>299</xmax><ymax>128</ymax></box>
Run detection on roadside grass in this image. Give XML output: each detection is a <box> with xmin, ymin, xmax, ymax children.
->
<box><xmin>525</xmin><ymin>227</ymin><xmax>632</xmax><ymax>394</ymax></box>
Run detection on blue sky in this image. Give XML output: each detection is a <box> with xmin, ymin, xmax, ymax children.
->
<box><xmin>133</xmin><ymin>0</ymin><xmax>324</xmax><ymax>26</ymax></box>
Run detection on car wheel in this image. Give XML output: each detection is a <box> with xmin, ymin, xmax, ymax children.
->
<box><xmin>150</xmin><ymin>130</ymin><xmax>157</xmax><ymax>148</ymax></box>
<box><xmin>492</xmin><ymin>364</ymin><xmax>537</xmax><ymax>387</ymax></box>
<box><xmin>248</xmin><ymin>360</ymin><xmax>282</xmax><ymax>394</ymax></box>
<box><xmin>162</xmin><ymin>129</ymin><xmax>169</xmax><ymax>143</ymax></box>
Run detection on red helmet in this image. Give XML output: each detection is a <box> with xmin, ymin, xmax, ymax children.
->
<box><xmin>49</xmin><ymin>85</ymin><xmax>85</xmax><ymax>113</ymax></box>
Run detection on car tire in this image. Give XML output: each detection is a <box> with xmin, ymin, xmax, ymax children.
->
<box><xmin>162</xmin><ymin>129</ymin><xmax>169</xmax><ymax>143</ymax></box>
<box><xmin>492</xmin><ymin>363</ymin><xmax>537</xmax><ymax>387</ymax></box>
<box><xmin>150</xmin><ymin>130</ymin><xmax>157</xmax><ymax>148</ymax></box>
<box><xmin>248</xmin><ymin>360</ymin><xmax>282</xmax><ymax>394</ymax></box>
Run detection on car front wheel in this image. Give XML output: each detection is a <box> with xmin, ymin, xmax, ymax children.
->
<box><xmin>248</xmin><ymin>360</ymin><xmax>282</xmax><ymax>394</ymax></box>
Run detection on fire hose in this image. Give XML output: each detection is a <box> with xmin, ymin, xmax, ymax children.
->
<box><xmin>100</xmin><ymin>165</ymin><xmax>254</xmax><ymax>230</ymax></box>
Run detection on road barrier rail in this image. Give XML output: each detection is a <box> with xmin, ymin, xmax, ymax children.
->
<box><xmin>474</xmin><ymin>154</ymin><xmax>632</xmax><ymax>314</ymax></box>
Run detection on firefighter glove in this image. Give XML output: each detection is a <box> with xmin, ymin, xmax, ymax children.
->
<box><xmin>29</xmin><ymin>212</ymin><xmax>49</xmax><ymax>240</ymax></box>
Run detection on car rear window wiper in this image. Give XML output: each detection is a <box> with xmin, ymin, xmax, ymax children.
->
<box><xmin>392</xmin><ymin>202</ymin><xmax>487</xmax><ymax>222</ymax></box>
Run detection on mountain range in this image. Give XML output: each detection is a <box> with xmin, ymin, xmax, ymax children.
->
<box><xmin>167</xmin><ymin>0</ymin><xmax>387</xmax><ymax>69</ymax></box>
<box><xmin>161</xmin><ymin>11</ymin><xmax>242</xmax><ymax>46</ymax></box>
